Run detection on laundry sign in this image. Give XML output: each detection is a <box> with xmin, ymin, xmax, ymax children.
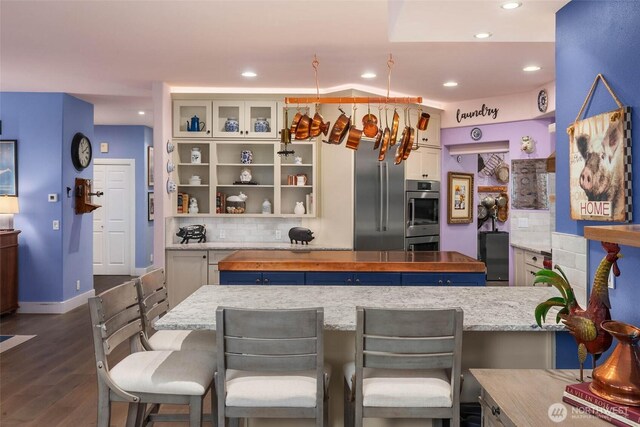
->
<box><xmin>456</xmin><ymin>104</ymin><xmax>499</xmax><ymax>123</ymax></box>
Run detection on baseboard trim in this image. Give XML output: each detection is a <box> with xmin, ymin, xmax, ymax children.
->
<box><xmin>18</xmin><ymin>289</ymin><xmax>96</xmax><ymax>314</ymax></box>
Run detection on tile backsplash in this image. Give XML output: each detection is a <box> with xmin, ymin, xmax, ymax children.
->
<box><xmin>510</xmin><ymin>210</ymin><xmax>552</xmax><ymax>250</ymax></box>
<box><xmin>552</xmin><ymin>232</ymin><xmax>587</xmax><ymax>308</ymax></box>
<box><xmin>166</xmin><ymin>217</ymin><xmax>302</xmax><ymax>245</ymax></box>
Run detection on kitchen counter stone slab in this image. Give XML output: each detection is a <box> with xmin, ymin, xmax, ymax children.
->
<box><xmin>166</xmin><ymin>242</ymin><xmax>350</xmax><ymax>250</ymax></box>
<box><xmin>156</xmin><ymin>285</ymin><xmax>565</xmax><ymax>332</ymax></box>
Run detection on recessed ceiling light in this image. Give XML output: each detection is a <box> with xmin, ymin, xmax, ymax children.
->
<box><xmin>474</xmin><ymin>32</ymin><xmax>492</xmax><ymax>39</ymax></box>
<box><xmin>501</xmin><ymin>2</ymin><xmax>522</xmax><ymax>10</ymax></box>
<box><xmin>361</xmin><ymin>72</ymin><xmax>376</xmax><ymax>79</ymax></box>
<box><xmin>241</xmin><ymin>71</ymin><xmax>257</xmax><ymax>78</ymax></box>
<box><xmin>138</xmin><ymin>111</ymin><xmax>145</xmax><ymax>115</ymax></box>
<box><xmin>443</xmin><ymin>81</ymin><xmax>458</xmax><ymax>87</ymax></box>
<box><xmin>523</xmin><ymin>65</ymin><xmax>542</xmax><ymax>72</ymax></box>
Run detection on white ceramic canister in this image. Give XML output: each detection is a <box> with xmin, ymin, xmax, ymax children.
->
<box><xmin>262</xmin><ymin>199</ymin><xmax>271</xmax><ymax>214</ymax></box>
<box><xmin>294</xmin><ymin>201</ymin><xmax>305</xmax><ymax>215</ymax></box>
<box><xmin>191</xmin><ymin>147</ymin><xmax>201</xmax><ymax>164</ymax></box>
<box><xmin>189</xmin><ymin>175</ymin><xmax>201</xmax><ymax>185</ymax></box>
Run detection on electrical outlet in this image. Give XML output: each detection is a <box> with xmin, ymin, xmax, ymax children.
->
<box><xmin>76</xmin><ymin>280</ymin><xmax>80</xmax><ymax>291</ymax></box>
<box><xmin>52</xmin><ymin>220</ymin><xmax>60</xmax><ymax>230</ymax></box>
<box><xmin>219</xmin><ymin>229</ymin><xmax>226</xmax><ymax>239</ymax></box>
<box><xmin>275</xmin><ymin>229</ymin><xmax>282</xmax><ymax>240</ymax></box>
<box><xmin>608</xmin><ymin>269</ymin><xmax>615</xmax><ymax>289</ymax></box>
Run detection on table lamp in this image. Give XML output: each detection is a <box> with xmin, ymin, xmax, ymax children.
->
<box><xmin>0</xmin><ymin>196</ymin><xmax>19</xmax><ymax>230</ymax></box>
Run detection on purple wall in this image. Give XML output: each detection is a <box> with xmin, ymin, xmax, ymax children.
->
<box><xmin>94</xmin><ymin>125</ymin><xmax>154</xmax><ymax>269</ymax></box>
<box><xmin>440</xmin><ymin>118</ymin><xmax>555</xmax><ymax>281</ymax></box>
<box><xmin>557</xmin><ymin>1</ymin><xmax>640</xmax><ymax>328</ymax></box>
<box><xmin>0</xmin><ymin>92</ymin><xmax>94</xmax><ymax>302</ymax></box>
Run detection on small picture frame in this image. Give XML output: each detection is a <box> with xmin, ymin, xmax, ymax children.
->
<box><xmin>147</xmin><ymin>146</ymin><xmax>154</xmax><ymax>187</ymax></box>
<box><xmin>0</xmin><ymin>140</ymin><xmax>18</xmax><ymax>196</ymax></box>
<box><xmin>148</xmin><ymin>191</ymin><xmax>154</xmax><ymax>221</ymax></box>
<box><xmin>447</xmin><ymin>172</ymin><xmax>474</xmax><ymax>224</ymax></box>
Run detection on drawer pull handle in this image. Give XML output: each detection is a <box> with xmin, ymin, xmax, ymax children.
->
<box><xmin>532</xmin><ymin>256</ymin><xmax>537</xmax><ymax>262</ymax></box>
<box><xmin>438</xmin><ymin>279</ymin><xmax>443</xmax><ymax>285</ymax></box>
<box><xmin>355</xmin><ymin>278</ymin><xmax>361</xmax><ymax>285</ymax></box>
<box><xmin>446</xmin><ymin>280</ymin><xmax>451</xmax><ymax>285</ymax></box>
<box><xmin>491</xmin><ymin>406</ymin><xmax>501</xmax><ymax>416</ymax></box>
<box><xmin>256</xmin><ymin>278</ymin><xmax>261</xmax><ymax>285</ymax></box>
<box><xmin>346</xmin><ymin>278</ymin><xmax>352</xmax><ymax>284</ymax></box>
<box><xmin>264</xmin><ymin>278</ymin><xmax>269</xmax><ymax>285</ymax></box>
<box><xmin>530</xmin><ymin>271</ymin><xmax>536</xmax><ymax>276</ymax></box>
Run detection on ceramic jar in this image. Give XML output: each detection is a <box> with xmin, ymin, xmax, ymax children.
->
<box><xmin>254</xmin><ymin>118</ymin><xmax>270</xmax><ymax>133</ymax></box>
<box><xmin>225</xmin><ymin>118</ymin><xmax>239</xmax><ymax>132</ymax></box>
<box><xmin>294</xmin><ymin>201</ymin><xmax>305</xmax><ymax>215</ymax></box>
<box><xmin>240</xmin><ymin>168</ymin><xmax>252</xmax><ymax>183</ymax></box>
<box><xmin>189</xmin><ymin>175</ymin><xmax>201</xmax><ymax>185</ymax></box>
<box><xmin>240</xmin><ymin>150</ymin><xmax>253</xmax><ymax>164</ymax></box>
<box><xmin>262</xmin><ymin>199</ymin><xmax>271</xmax><ymax>214</ymax></box>
<box><xmin>190</xmin><ymin>147</ymin><xmax>201</xmax><ymax>164</ymax></box>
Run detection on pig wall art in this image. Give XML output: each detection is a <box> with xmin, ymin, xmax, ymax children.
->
<box><xmin>569</xmin><ymin>107</ymin><xmax>632</xmax><ymax>222</ymax></box>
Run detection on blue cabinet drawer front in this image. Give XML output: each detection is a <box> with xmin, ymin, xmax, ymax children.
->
<box><xmin>442</xmin><ymin>273</ymin><xmax>486</xmax><ymax>286</ymax></box>
<box><xmin>220</xmin><ymin>272</ymin><xmax>262</xmax><ymax>285</ymax></box>
<box><xmin>354</xmin><ymin>273</ymin><xmax>402</xmax><ymax>286</ymax></box>
<box><xmin>263</xmin><ymin>272</ymin><xmax>305</xmax><ymax>285</ymax></box>
<box><xmin>401</xmin><ymin>273</ymin><xmax>441</xmax><ymax>286</ymax></box>
<box><xmin>305</xmin><ymin>272</ymin><xmax>353</xmax><ymax>285</ymax></box>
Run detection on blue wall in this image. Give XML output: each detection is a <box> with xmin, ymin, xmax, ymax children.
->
<box><xmin>555</xmin><ymin>1</ymin><xmax>640</xmax><ymax>366</ymax></box>
<box><xmin>94</xmin><ymin>125</ymin><xmax>154</xmax><ymax>269</ymax></box>
<box><xmin>0</xmin><ymin>92</ymin><xmax>94</xmax><ymax>302</ymax></box>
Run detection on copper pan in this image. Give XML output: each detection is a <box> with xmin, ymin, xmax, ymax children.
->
<box><xmin>295</xmin><ymin>113</ymin><xmax>312</xmax><ymax>140</ymax></box>
<box><xmin>373</xmin><ymin>128</ymin><xmax>383</xmax><ymax>150</ymax></box>
<box><xmin>378</xmin><ymin>127</ymin><xmax>390</xmax><ymax>161</ymax></box>
<box><xmin>402</xmin><ymin>127</ymin><xmax>415</xmax><ymax>160</ymax></box>
<box><xmin>389</xmin><ymin>109</ymin><xmax>400</xmax><ymax>146</ymax></box>
<box><xmin>362</xmin><ymin>105</ymin><xmax>379</xmax><ymax>138</ymax></box>
<box><xmin>325</xmin><ymin>108</ymin><xmax>351</xmax><ymax>145</ymax></box>
<box><xmin>290</xmin><ymin>111</ymin><xmax>303</xmax><ymax>136</ymax></box>
<box><xmin>346</xmin><ymin>106</ymin><xmax>362</xmax><ymax>150</ymax></box>
<box><xmin>310</xmin><ymin>112</ymin><xmax>330</xmax><ymax>138</ymax></box>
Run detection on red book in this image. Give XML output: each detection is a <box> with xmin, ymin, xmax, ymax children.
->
<box><xmin>563</xmin><ymin>382</ymin><xmax>640</xmax><ymax>427</ymax></box>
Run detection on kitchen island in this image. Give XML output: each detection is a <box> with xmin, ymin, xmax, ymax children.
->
<box><xmin>218</xmin><ymin>250</ymin><xmax>487</xmax><ymax>286</ymax></box>
<box><xmin>157</xmin><ymin>285</ymin><xmax>566</xmax><ymax>427</ymax></box>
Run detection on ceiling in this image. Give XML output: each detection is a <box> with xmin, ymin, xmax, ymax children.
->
<box><xmin>0</xmin><ymin>0</ymin><xmax>569</xmax><ymax>128</ymax></box>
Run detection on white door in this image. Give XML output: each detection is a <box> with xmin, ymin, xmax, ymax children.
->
<box><xmin>93</xmin><ymin>161</ymin><xmax>134</xmax><ymax>275</ymax></box>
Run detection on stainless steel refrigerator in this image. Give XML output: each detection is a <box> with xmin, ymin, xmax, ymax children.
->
<box><xmin>354</xmin><ymin>143</ymin><xmax>405</xmax><ymax>250</ymax></box>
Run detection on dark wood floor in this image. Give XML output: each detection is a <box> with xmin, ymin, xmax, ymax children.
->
<box><xmin>0</xmin><ymin>278</ymin><xmax>215</xmax><ymax>426</ymax></box>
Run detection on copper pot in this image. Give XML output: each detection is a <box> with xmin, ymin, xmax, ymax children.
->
<box><xmin>326</xmin><ymin>109</ymin><xmax>351</xmax><ymax>145</ymax></box>
<box><xmin>310</xmin><ymin>112</ymin><xmax>330</xmax><ymax>138</ymax></box>
<box><xmin>591</xmin><ymin>320</ymin><xmax>640</xmax><ymax>406</ymax></box>
<box><xmin>389</xmin><ymin>109</ymin><xmax>400</xmax><ymax>146</ymax></box>
<box><xmin>295</xmin><ymin>113</ymin><xmax>312</xmax><ymax>140</ymax></box>
<box><xmin>362</xmin><ymin>113</ymin><xmax>378</xmax><ymax>138</ymax></box>
<box><xmin>346</xmin><ymin>126</ymin><xmax>362</xmax><ymax>150</ymax></box>
<box><xmin>290</xmin><ymin>111</ymin><xmax>303</xmax><ymax>135</ymax></box>
<box><xmin>417</xmin><ymin>112</ymin><xmax>431</xmax><ymax>131</ymax></box>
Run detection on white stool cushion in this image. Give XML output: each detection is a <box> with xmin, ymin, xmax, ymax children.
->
<box><xmin>149</xmin><ymin>330</ymin><xmax>216</xmax><ymax>354</ymax></box>
<box><xmin>110</xmin><ymin>350</ymin><xmax>215</xmax><ymax>396</ymax></box>
<box><xmin>225</xmin><ymin>365</ymin><xmax>331</xmax><ymax>408</ymax></box>
<box><xmin>343</xmin><ymin>362</ymin><xmax>452</xmax><ymax>408</ymax></box>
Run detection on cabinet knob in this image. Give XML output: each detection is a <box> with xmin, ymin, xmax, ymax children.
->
<box><xmin>438</xmin><ymin>279</ymin><xmax>443</xmax><ymax>285</ymax></box>
<box><xmin>346</xmin><ymin>278</ymin><xmax>352</xmax><ymax>284</ymax></box>
<box><xmin>264</xmin><ymin>278</ymin><xmax>269</xmax><ymax>285</ymax></box>
<box><xmin>206</xmin><ymin>130</ymin><xmax>211</xmax><ymax>134</ymax></box>
<box><xmin>530</xmin><ymin>271</ymin><xmax>536</xmax><ymax>276</ymax></box>
<box><xmin>355</xmin><ymin>278</ymin><xmax>361</xmax><ymax>285</ymax></box>
<box><xmin>422</xmin><ymin>174</ymin><xmax>429</xmax><ymax>178</ymax></box>
<box><xmin>202</xmin><ymin>255</ymin><xmax>206</xmax><ymax>259</ymax></box>
<box><xmin>491</xmin><ymin>406</ymin><xmax>501</xmax><ymax>416</ymax></box>
<box><xmin>532</xmin><ymin>256</ymin><xmax>538</xmax><ymax>262</ymax></box>
<box><xmin>446</xmin><ymin>280</ymin><xmax>451</xmax><ymax>285</ymax></box>
<box><xmin>422</xmin><ymin>137</ymin><xmax>429</xmax><ymax>142</ymax></box>
<box><xmin>240</xmin><ymin>130</ymin><xmax>244</xmax><ymax>135</ymax></box>
<box><xmin>256</xmin><ymin>278</ymin><xmax>261</xmax><ymax>285</ymax></box>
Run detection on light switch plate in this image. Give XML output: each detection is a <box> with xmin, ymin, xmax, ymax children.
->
<box><xmin>100</xmin><ymin>142</ymin><xmax>109</xmax><ymax>153</ymax></box>
<box><xmin>52</xmin><ymin>220</ymin><xmax>60</xmax><ymax>230</ymax></box>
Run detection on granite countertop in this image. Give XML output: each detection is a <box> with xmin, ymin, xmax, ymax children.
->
<box><xmin>218</xmin><ymin>250</ymin><xmax>486</xmax><ymax>272</ymax></box>
<box><xmin>165</xmin><ymin>242</ymin><xmax>351</xmax><ymax>251</ymax></box>
<box><xmin>156</xmin><ymin>285</ymin><xmax>565</xmax><ymax>332</ymax></box>
<box><xmin>510</xmin><ymin>242</ymin><xmax>552</xmax><ymax>256</ymax></box>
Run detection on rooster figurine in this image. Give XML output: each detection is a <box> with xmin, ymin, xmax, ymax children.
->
<box><xmin>535</xmin><ymin>242</ymin><xmax>622</xmax><ymax>377</ymax></box>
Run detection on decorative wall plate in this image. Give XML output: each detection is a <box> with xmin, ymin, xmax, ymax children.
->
<box><xmin>167</xmin><ymin>178</ymin><xmax>177</xmax><ymax>193</ymax></box>
<box><xmin>471</xmin><ymin>127</ymin><xmax>482</xmax><ymax>141</ymax></box>
<box><xmin>167</xmin><ymin>160</ymin><xmax>175</xmax><ymax>173</ymax></box>
<box><xmin>537</xmin><ymin>89</ymin><xmax>548</xmax><ymax>113</ymax></box>
<box><xmin>166</xmin><ymin>139</ymin><xmax>175</xmax><ymax>153</ymax></box>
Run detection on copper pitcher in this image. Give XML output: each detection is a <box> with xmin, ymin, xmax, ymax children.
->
<box><xmin>590</xmin><ymin>320</ymin><xmax>640</xmax><ymax>406</ymax></box>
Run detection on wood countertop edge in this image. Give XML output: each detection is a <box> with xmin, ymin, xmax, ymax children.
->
<box><xmin>218</xmin><ymin>261</ymin><xmax>486</xmax><ymax>273</ymax></box>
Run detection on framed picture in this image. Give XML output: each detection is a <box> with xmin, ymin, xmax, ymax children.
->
<box><xmin>148</xmin><ymin>191</ymin><xmax>154</xmax><ymax>221</ymax></box>
<box><xmin>147</xmin><ymin>146</ymin><xmax>154</xmax><ymax>187</ymax></box>
<box><xmin>0</xmin><ymin>140</ymin><xmax>18</xmax><ymax>196</ymax></box>
<box><xmin>447</xmin><ymin>172</ymin><xmax>474</xmax><ymax>224</ymax></box>
<box><xmin>569</xmin><ymin>107</ymin><xmax>632</xmax><ymax>222</ymax></box>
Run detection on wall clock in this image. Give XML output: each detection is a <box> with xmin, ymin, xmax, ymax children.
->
<box><xmin>537</xmin><ymin>89</ymin><xmax>548</xmax><ymax>113</ymax></box>
<box><xmin>471</xmin><ymin>127</ymin><xmax>482</xmax><ymax>141</ymax></box>
<box><xmin>71</xmin><ymin>132</ymin><xmax>93</xmax><ymax>171</ymax></box>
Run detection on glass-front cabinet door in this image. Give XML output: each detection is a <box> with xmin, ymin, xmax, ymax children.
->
<box><xmin>173</xmin><ymin>101</ymin><xmax>212</xmax><ymax>138</ymax></box>
<box><xmin>213</xmin><ymin>101</ymin><xmax>278</xmax><ymax>139</ymax></box>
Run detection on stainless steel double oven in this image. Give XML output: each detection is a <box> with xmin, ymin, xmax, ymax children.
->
<box><xmin>405</xmin><ymin>180</ymin><xmax>440</xmax><ymax>251</ymax></box>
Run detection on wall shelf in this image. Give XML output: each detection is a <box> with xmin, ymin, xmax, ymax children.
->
<box><xmin>584</xmin><ymin>225</ymin><xmax>640</xmax><ymax>248</ymax></box>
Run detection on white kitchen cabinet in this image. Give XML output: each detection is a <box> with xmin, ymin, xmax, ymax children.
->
<box><xmin>207</xmin><ymin>250</ymin><xmax>234</xmax><ymax>285</ymax></box>
<box><xmin>213</xmin><ymin>100</ymin><xmax>278</xmax><ymax>139</ymax></box>
<box><xmin>173</xmin><ymin>100</ymin><xmax>213</xmax><ymax>138</ymax></box>
<box><xmin>418</xmin><ymin>112</ymin><xmax>441</xmax><ymax>148</ymax></box>
<box><xmin>166</xmin><ymin>250</ymin><xmax>208</xmax><ymax>307</ymax></box>
<box><xmin>404</xmin><ymin>146</ymin><xmax>441</xmax><ymax>181</ymax></box>
<box><xmin>173</xmin><ymin>140</ymin><xmax>212</xmax><ymax>215</ymax></box>
<box><xmin>513</xmin><ymin>247</ymin><xmax>550</xmax><ymax>286</ymax></box>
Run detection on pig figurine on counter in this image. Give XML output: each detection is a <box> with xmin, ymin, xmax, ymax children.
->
<box><xmin>176</xmin><ymin>224</ymin><xmax>206</xmax><ymax>244</ymax></box>
<box><xmin>288</xmin><ymin>227</ymin><xmax>314</xmax><ymax>245</ymax></box>
<box><xmin>576</xmin><ymin>115</ymin><xmax>625</xmax><ymax>219</ymax></box>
